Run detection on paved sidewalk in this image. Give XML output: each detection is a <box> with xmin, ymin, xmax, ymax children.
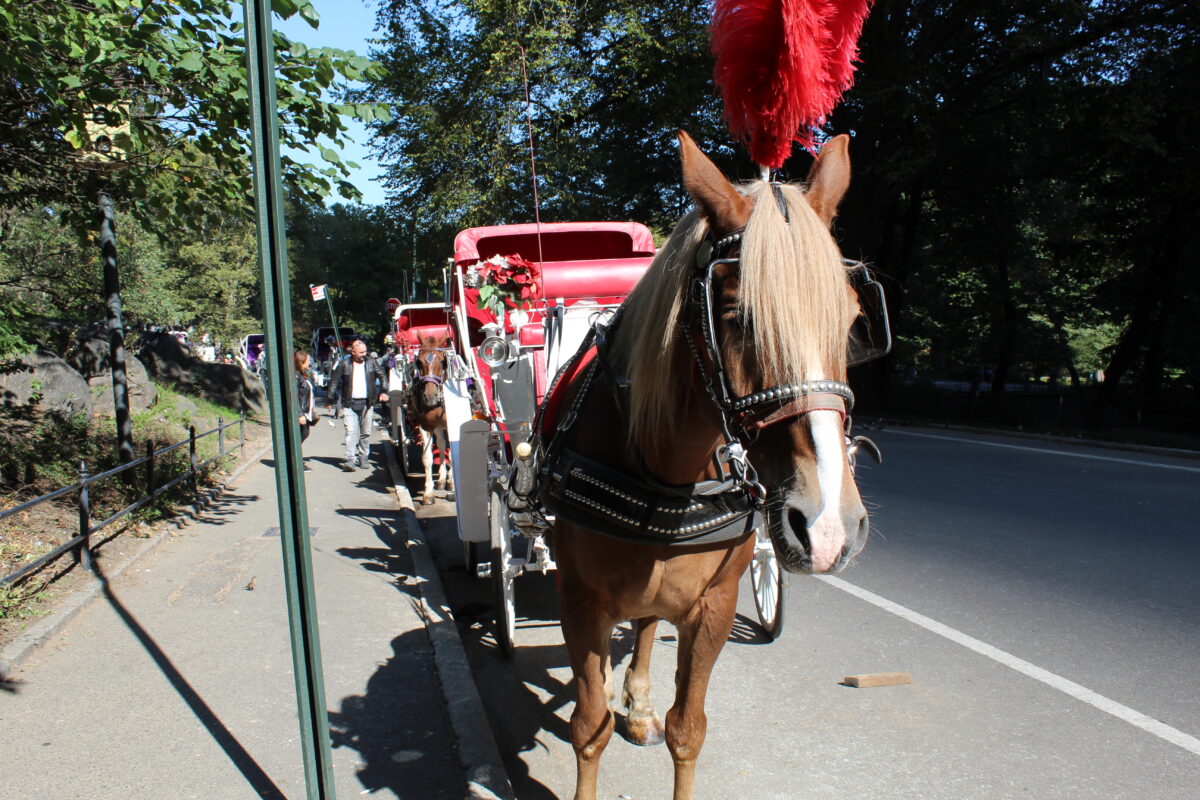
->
<box><xmin>0</xmin><ymin>414</ymin><xmax>484</xmax><ymax>799</ymax></box>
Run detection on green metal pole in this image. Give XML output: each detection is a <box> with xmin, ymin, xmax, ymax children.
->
<box><xmin>243</xmin><ymin>3</ymin><xmax>336</xmax><ymax>798</ymax></box>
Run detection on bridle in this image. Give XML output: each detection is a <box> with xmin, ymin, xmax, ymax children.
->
<box><xmin>684</xmin><ymin>185</ymin><xmax>880</xmax><ymax>498</ymax></box>
<box><xmin>411</xmin><ymin>348</ymin><xmax>450</xmax><ymax>408</ymax></box>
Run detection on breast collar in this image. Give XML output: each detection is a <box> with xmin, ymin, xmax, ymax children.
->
<box><xmin>535</xmin><ymin>333</ymin><xmax>763</xmax><ymax>547</ymax></box>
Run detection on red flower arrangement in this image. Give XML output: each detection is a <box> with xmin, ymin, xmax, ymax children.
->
<box><xmin>473</xmin><ymin>253</ymin><xmax>541</xmax><ymax>319</ymax></box>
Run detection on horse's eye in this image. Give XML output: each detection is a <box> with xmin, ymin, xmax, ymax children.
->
<box><xmin>723</xmin><ymin>311</ymin><xmax>750</xmax><ymax>337</ymax></box>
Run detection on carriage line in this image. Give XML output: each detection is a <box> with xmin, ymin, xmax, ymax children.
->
<box><xmin>885</xmin><ymin>430</ymin><xmax>1200</xmax><ymax>473</ymax></box>
<box><xmin>817</xmin><ymin>575</ymin><xmax>1200</xmax><ymax>758</ymax></box>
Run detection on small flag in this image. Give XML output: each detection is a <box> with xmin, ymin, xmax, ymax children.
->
<box><xmin>310</xmin><ymin>284</ymin><xmax>327</xmax><ymax>301</ymax></box>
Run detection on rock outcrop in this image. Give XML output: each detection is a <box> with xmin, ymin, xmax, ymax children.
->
<box><xmin>139</xmin><ymin>332</ymin><xmax>265</xmax><ymax>414</ymax></box>
<box><xmin>89</xmin><ymin>355</ymin><xmax>158</xmax><ymax>415</ymax></box>
<box><xmin>0</xmin><ymin>349</ymin><xmax>92</xmax><ymax>417</ymax></box>
<box><xmin>63</xmin><ymin>325</ymin><xmax>160</xmax><ymax>415</ymax></box>
<box><xmin>66</xmin><ymin>322</ymin><xmax>112</xmax><ymax>379</ymax></box>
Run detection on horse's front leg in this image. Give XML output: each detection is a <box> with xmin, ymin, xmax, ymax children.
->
<box><xmin>621</xmin><ymin>616</ymin><xmax>665</xmax><ymax>746</ymax></box>
<box><xmin>562</xmin><ymin>598</ymin><xmax>617</xmax><ymax>800</ymax></box>
<box><xmin>420</xmin><ymin>428</ymin><xmax>435</xmax><ymax>504</ymax></box>
<box><xmin>666</xmin><ymin>584</ymin><xmax>741</xmax><ymax>800</ymax></box>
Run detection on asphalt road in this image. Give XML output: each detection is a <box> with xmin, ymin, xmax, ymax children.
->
<box><xmin>416</xmin><ymin>426</ymin><xmax>1200</xmax><ymax>800</ymax></box>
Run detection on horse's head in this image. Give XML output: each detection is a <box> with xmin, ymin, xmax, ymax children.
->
<box><xmin>412</xmin><ymin>335</ymin><xmax>451</xmax><ymax>411</ymax></box>
<box><xmin>678</xmin><ymin>131</ymin><xmax>868</xmax><ymax>574</ymax></box>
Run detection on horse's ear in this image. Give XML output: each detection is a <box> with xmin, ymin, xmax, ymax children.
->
<box><xmin>678</xmin><ymin>130</ymin><xmax>751</xmax><ymax>238</ymax></box>
<box><xmin>804</xmin><ymin>134</ymin><xmax>851</xmax><ymax>227</ymax></box>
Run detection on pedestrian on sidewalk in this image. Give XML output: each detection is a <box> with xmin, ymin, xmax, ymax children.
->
<box><xmin>327</xmin><ymin>339</ymin><xmax>388</xmax><ymax>471</ymax></box>
<box><xmin>295</xmin><ymin>350</ymin><xmax>317</xmax><ymax>472</ymax></box>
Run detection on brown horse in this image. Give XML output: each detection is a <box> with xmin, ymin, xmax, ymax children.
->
<box><xmin>406</xmin><ymin>334</ymin><xmax>454</xmax><ymax>504</ymax></box>
<box><xmin>549</xmin><ymin>132</ymin><xmax>869</xmax><ymax>800</ymax></box>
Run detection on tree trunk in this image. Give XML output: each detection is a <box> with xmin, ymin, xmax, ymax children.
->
<box><xmin>990</xmin><ymin>248</ymin><xmax>1019</xmax><ymax>397</ymax></box>
<box><xmin>99</xmin><ymin>186</ymin><xmax>135</xmax><ymax>468</ymax></box>
<box><xmin>1136</xmin><ymin>222</ymin><xmax>1188</xmax><ymax>420</ymax></box>
<box><xmin>1088</xmin><ymin>206</ymin><xmax>1191</xmax><ymax>429</ymax></box>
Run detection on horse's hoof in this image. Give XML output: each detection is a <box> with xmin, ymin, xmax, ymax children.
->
<box><xmin>622</xmin><ymin>714</ymin><xmax>665</xmax><ymax>747</ymax></box>
<box><xmin>422</xmin><ymin>496</ymin><xmax>434</xmax><ymax>506</ymax></box>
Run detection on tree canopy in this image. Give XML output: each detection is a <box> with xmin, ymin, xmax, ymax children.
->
<box><xmin>0</xmin><ymin>0</ymin><xmax>387</xmax><ymax>358</ymax></box>
<box><xmin>0</xmin><ymin>0</ymin><xmax>387</xmax><ymax>228</ymax></box>
<box><xmin>358</xmin><ymin>0</ymin><xmax>1199</xmax><ymax>433</ymax></box>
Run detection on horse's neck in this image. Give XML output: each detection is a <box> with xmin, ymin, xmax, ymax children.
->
<box><xmin>570</xmin><ymin>374</ymin><xmax>723</xmax><ymax>487</ymax></box>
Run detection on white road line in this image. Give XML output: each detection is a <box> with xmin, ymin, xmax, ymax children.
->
<box><xmin>885</xmin><ymin>429</ymin><xmax>1200</xmax><ymax>473</ymax></box>
<box><xmin>818</xmin><ymin>575</ymin><xmax>1200</xmax><ymax>757</ymax></box>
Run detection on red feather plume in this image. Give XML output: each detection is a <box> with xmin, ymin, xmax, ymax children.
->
<box><xmin>712</xmin><ymin>0</ymin><xmax>873</xmax><ymax>168</ymax></box>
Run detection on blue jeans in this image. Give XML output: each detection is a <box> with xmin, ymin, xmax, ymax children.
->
<box><xmin>343</xmin><ymin>403</ymin><xmax>373</xmax><ymax>464</ymax></box>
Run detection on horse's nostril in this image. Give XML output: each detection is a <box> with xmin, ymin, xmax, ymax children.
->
<box><xmin>785</xmin><ymin>507</ymin><xmax>812</xmax><ymax>555</ymax></box>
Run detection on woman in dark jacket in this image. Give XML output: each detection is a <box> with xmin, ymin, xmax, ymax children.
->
<box><xmin>295</xmin><ymin>350</ymin><xmax>317</xmax><ymax>471</ymax></box>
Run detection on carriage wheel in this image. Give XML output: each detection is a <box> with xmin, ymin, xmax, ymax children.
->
<box><xmin>397</xmin><ymin>412</ymin><xmax>412</xmax><ymax>474</ymax></box>
<box><xmin>490</xmin><ymin>489</ymin><xmax>517</xmax><ymax>656</ymax></box>
<box><xmin>750</xmin><ymin>524</ymin><xmax>786</xmax><ymax>641</ymax></box>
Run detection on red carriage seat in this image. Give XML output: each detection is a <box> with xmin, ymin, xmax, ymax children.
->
<box><xmin>399</xmin><ymin>324</ymin><xmax>454</xmax><ymax>349</ymax></box>
<box><xmin>539</xmin><ymin>257</ymin><xmax>653</xmax><ymax>305</ymax></box>
<box><xmin>452</xmin><ymin>221</ymin><xmax>656</xmax><ymax>416</ymax></box>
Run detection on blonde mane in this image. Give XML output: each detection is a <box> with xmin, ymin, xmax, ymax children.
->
<box><xmin>612</xmin><ymin>181</ymin><xmax>853</xmax><ymax>456</ymax></box>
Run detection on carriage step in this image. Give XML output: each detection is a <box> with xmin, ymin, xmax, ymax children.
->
<box><xmin>475</xmin><ymin>563</ymin><xmax>492</xmax><ymax>578</ymax></box>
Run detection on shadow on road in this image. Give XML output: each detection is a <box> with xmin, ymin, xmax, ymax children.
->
<box><xmin>728</xmin><ymin>612</ymin><xmax>775</xmax><ymax>645</ymax></box>
<box><xmin>326</xmin><ymin>629</ymin><xmax>463</xmax><ymax>800</ymax></box>
<box><xmin>95</xmin><ymin>563</ymin><xmax>286</xmax><ymax>799</ymax></box>
<box><xmin>332</xmin><ymin>506</ymin><xmax>422</xmax><ymax>600</ymax></box>
<box><xmin>188</xmin><ymin>490</ymin><xmax>257</xmax><ymax>527</ymax></box>
<box><xmin>326</xmin><ymin>479</ymin><xmax>462</xmax><ymax>796</ymax></box>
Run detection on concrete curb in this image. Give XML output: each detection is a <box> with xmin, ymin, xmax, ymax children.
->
<box><xmin>866</xmin><ymin>416</ymin><xmax>1200</xmax><ymax>461</ymax></box>
<box><xmin>0</xmin><ymin>440</ymin><xmax>274</xmax><ymax>680</ymax></box>
<box><xmin>382</xmin><ymin>440</ymin><xmax>515</xmax><ymax>800</ymax></box>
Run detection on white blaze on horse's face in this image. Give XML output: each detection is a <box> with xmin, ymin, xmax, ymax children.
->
<box><xmin>804</xmin><ymin>370</ymin><xmax>847</xmax><ymax>573</ymax></box>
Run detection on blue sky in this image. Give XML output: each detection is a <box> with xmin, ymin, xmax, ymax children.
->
<box><xmin>276</xmin><ymin>0</ymin><xmax>388</xmax><ymax>206</ymax></box>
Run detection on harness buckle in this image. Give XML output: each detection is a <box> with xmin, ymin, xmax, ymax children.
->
<box><xmin>716</xmin><ymin>442</ymin><xmax>767</xmax><ymax>505</ymax></box>
<box><xmin>716</xmin><ymin>442</ymin><xmax>747</xmax><ymax>474</ymax></box>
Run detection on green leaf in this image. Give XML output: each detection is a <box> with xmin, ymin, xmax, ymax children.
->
<box><xmin>271</xmin><ymin>0</ymin><xmax>300</xmax><ymax>19</ymax></box>
<box><xmin>298</xmin><ymin>2</ymin><xmax>320</xmax><ymax>28</ymax></box>
<box><xmin>319</xmin><ymin>146</ymin><xmax>342</xmax><ymax>165</ymax></box>
<box><xmin>315</xmin><ymin>60</ymin><xmax>334</xmax><ymax>88</ymax></box>
<box><xmin>177</xmin><ymin>51</ymin><xmax>203</xmax><ymax>72</ymax></box>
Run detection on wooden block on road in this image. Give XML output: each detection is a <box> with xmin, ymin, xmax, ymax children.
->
<box><xmin>843</xmin><ymin>671</ymin><xmax>912</xmax><ymax>688</ymax></box>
